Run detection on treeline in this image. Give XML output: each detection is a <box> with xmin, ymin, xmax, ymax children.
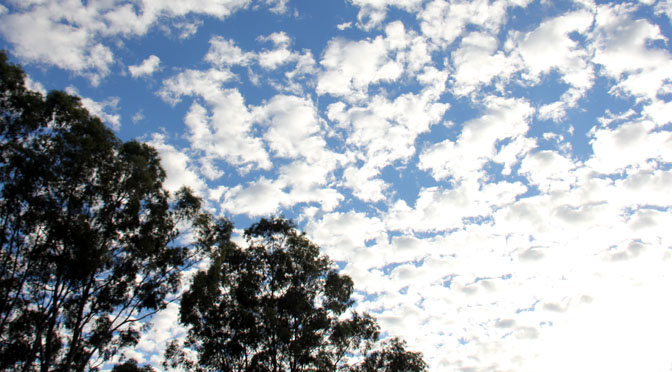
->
<box><xmin>0</xmin><ymin>52</ymin><xmax>426</xmax><ymax>372</ymax></box>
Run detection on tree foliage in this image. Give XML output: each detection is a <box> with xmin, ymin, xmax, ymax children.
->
<box><xmin>0</xmin><ymin>52</ymin><xmax>202</xmax><ymax>372</ymax></box>
<box><xmin>0</xmin><ymin>52</ymin><xmax>426</xmax><ymax>372</ymax></box>
<box><xmin>166</xmin><ymin>217</ymin><xmax>426</xmax><ymax>372</ymax></box>
<box><xmin>110</xmin><ymin>359</ymin><xmax>155</xmax><ymax>372</ymax></box>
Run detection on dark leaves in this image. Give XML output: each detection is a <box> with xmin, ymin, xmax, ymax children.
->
<box><xmin>168</xmin><ymin>217</ymin><xmax>426</xmax><ymax>372</ymax></box>
<box><xmin>0</xmin><ymin>52</ymin><xmax>198</xmax><ymax>372</ymax></box>
<box><xmin>353</xmin><ymin>338</ymin><xmax>427</xmax><ymax>372</ymax></box>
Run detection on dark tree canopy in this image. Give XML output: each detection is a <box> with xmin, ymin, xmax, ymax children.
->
<box><xmin>0</xmin><ymin>52</ymin><xmax>426</xmax><ymax>372</ymax></box>
<box><xmin>165</xmin><ymin>217</ymin><xmax>427</xmax><ymax>372</ymax></box>
<box><xmin>351</xmin><ymin>338</ymin><xmax>426</xmax><ymax>372</ymax></box>
<box><xmin>0</xmin><ymin>52</ymin><xmax>202</xmax><ymax>372</ymax></box>
<box><xmin>110</xmin><ymin>360</ymin><xmax>155</xmax><ymax>372</ymax></box>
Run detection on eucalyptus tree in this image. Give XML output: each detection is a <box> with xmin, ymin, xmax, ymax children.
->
<box><xmin>110</xmin><ymin>360</ymin><xmax>155</xmax><ymax>372</ymax></box>
<box><xmin>0</xmin><ymin>52</ymin><xmax>206</xmax><ymax>372</ymax></box>
<box><xmin>165</xmin><ymin>217</ymin><xmax>427</xmax><ymax>372</ymax></box>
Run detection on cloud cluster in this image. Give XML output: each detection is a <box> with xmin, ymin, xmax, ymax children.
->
<box><xmin>4</xmin><ymin>1</ymin><xmax>672</xmax><ymax>371</ymax></box>
<box><xmin>129</xmin><ymin>55</ymin><xmax>161</xmax><ymax>78</ymax></box>
<box><xmin>0</xmin><ymin>0</ymin><xmax>272</xmax><ymax>84</ymax></box>
<box><xmin>150</xmin><ymin>3</ymin><xmax>672</xmax><ymax>369</ymax></box>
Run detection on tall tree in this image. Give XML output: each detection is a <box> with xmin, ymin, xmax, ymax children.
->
<box><xmin>165</xmin><ymin>217</ymin><xmax>426</xmax><ymax>372</ymax></box>
<box><xmin>0</xmin><ymin>52</ymin><xmax>203</xmax><ymax>372</ymax></box>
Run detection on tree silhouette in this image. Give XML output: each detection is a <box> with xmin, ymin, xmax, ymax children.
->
<box><xmin>0</xmin><ymin>52</ymin><xmax>426</xmax><ymax>372</ymax></box>
<box><xmin>111</xmin><ymin>359</ymin><xmax>155</xmax><ymax>372</ymax></box>
<box><xmin>0</xmin><ymin>51</ymin><xmax>202</xmax><ymax>372</ymax></box>
<box><xmin>165</xmin><ymin>217</ymin><xmax>426</xmax><ymax>372</ymax></box>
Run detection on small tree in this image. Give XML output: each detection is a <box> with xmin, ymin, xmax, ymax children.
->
<box><xmin>111</xmin><ymin>360</ymin><xmax>155</xmax><ymax>372</ymax></box>
<box><xmin>351</xmin><ymin>338</ymin><xmax>427</xmax><ymax>372</ymax></box>
<box><xmin>166</xmin><ymin>217</ymin><xmax>426</xmax><ymax>372</ymax></box>
<box><xmin>0</xmin><ymin>52</ymin><xmax>203</xmax><ymax>372</ymax></box>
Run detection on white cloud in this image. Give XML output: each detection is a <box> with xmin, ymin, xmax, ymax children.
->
<box><xmin>163</xmin><ymin>89</ymin><xmax>349</xmax><ymax>215</ymax></box>
<box><xmin>317</xmin><ymin>20</ymin><xmax>434</xmax><ymax>100</ymax></box>
<box><xmin>263</xmin><ymin>0</ymin><xmax>290</xmax><ymax>14</ymax></box>
<box><xmin>24</xmin><ymin>75</ymin><xmax>46</xmax><ymax>96</ymax></box>
<box><xmin>128</xmin><ymin>55</ymin><xmax>161</xmax><ymax>78</ymax></box>
<box><xmin>317</xmin><ymin>36</ymin><xmax>402</xmax><ymax>99</ymax></box>
<box><xmin>348</xmin><ymin>0</ymin><xmax>423</xmax><ymax>29</ymax></box>
<box><xmin>450</xmin><ymin>31</ymin><xmax>518</xmax><ymax>96</ymax></box>
<box><xmin>492</xmin><ymin>136</ymin><xmax>537</xmax><ymax>176</ymax></box>
<box><xmin>221</xmin><ymin>178</ymin><xmax>288</xmax><ymax>216</ymax></box>
<box><xmin>147</xmin><ymin>133</ymin><xmax>207</xmax><ymax>194</ymax></box>
<box><xmin>504</xmin><ymin>9</ymin><xmax>595</xmax><ymax>121</ymax></box>
<box><xmin>159</xmin><ymin>68</ymin><xmax>275</xmax><ymax>174</ymax></box>
<box><xmin>373</xmin><ymin>177</ymin><xmax>672</xmax><ymax>370</ymax></box>
<box><xmin>337</xmin><ymin>22</ymin><xmax>352</xmax><ymax>30</ymax></box>
<box><xmin>519</xmin><ymin>150</ymin><xmax>576</xmax><ymax>192</ymax></box>
<box><xmin>419</xmin><ymin>0</ymin><xmax>527</xmax><ymax>49</ymax></box>
<box><xmin>253</xmin><ymin>95</ymin><xmax>326</xmax><ymax>160</ymax></box>
<box><xmin>529</xmin><ymin>277</ymin><xmax>672</xmax><ymax>372</ymax></box>
<box><xmin>276</xmin><ymin>161</ymin><xmax>344</xmax><ymax>211</ymax></box>
<box><xmin>280</xmin><ymin>50</ymin><xmax>317</xmax><ymax>94</ymax></box>
<box><xmin>306</xmin><ymin>211</ymin><xmax>387</xmax><ymax>263</ymax></box>
<box><xmin>326</xmin><ymin>88</ymin><xmax>449</xmax><ymax>201</ymax></box>
<box><xmin>419</xmin><ymin>96</ymin><xmax>534</xmax><ymax>182</ymax></box>
<box><xmin>507</xmin><ymin>10</ymin><xmax>594</xmax><ymax>87</ymax></box>
<box><xmin>204</xmin><ymin>33</ymin><xmax>316</xmax><ymax>94</ymax></box>
<box><xmin>173</xmin><ymin>19</ymin><xmax>204</xmax><ymax>39</ymax></box>
<box><xmin>132</xmin><ymin>302</ymin><xmax>186</xmax><ymax>369</ymax></box>
<box><xmin>586</xmin><ymin>119</ymin><xmax>672</xmax><ymax>174</ymax></box>
<box><xmin>65</xmin><ymin>85</ymin><xmax>122</xmax><ymax>130</ymax></box>
<box><xmin>255</xmin><ymin>32</ymin><xmax>298</xmax><ymax>70</ymax></box>
<box><xmin>328</xmin><ymin>98</ymin><xmax>413</xmax><ymax>169</ymax></box>
<box><xmin>643</xmin><ymin>99</ymin><xmax>672</xmax><ymax>127</ymax></box>
<box><xmin>0</xmin><ymin>0</ymin><xmax>253</xmax><ymax>83</ymax></box>
<box><xmin>342</xmin><ymin>165</ymin><xmax>389</xmax><ymax>202</ymax></box>
<box><xmin>131</xmin><ymin>110</ymin><xmax>145</xmax><ymax>123</ymax></box>
<box><xmin>128</xmin><ymin>0</ymin><xmax>252</xmax><ymax>26</ymax></box>
<box><xmin>656</xmin><ymin>0</ymin><xmax>672</xmax><ymax>21</ymax></box>
<box><xmin>0</xmin><ymin>8</ymin><xmax>113</xmax><ymax>85</ymax></box>
<box><xmin>205</xmin><ymin>36</ymin><xmax>253</xmax><ymax>67</ymax></box>
<box><xmin>220</xmin><ymin>165</ymin><xmax>346</xmax><ymax>217</ymax></box>
<box><xmin>590</xmin><ymin>3</ymin><xmax>672</xmax><ymax>99</ymax></box>
<box><xmin>158</xmin><ymin>68</ymin><xmax>235</xmax><ymax>105</ymax></box>
<box><xmin>252</xmin><ymin>94</ymin><xmax>346</xmax><ymax>209</ymax></box>
<box><xmin>386</xmin><ymin>179</ymin><xmax>527</xmax><ymax>232</ymax></box>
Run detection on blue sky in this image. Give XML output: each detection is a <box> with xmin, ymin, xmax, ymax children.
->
<box><xmin>2</xmin><ymin>0</ymin><xmax>672</xmax><ymax>370</ymax></box>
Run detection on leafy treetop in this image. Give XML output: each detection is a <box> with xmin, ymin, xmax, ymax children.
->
<box><xmin>165</xmin><ymin>217</ymin><xmax>427</xmax><ymax>372</ymax></box>
<box><xmin>0</xmin><ymin>51</ymin><xmax>204</xmax><ymax>372</ymax></box>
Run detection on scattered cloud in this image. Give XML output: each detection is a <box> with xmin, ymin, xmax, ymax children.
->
<box><xmin>205</xmin><ymin>36</ymin><xmax>254</xmax><ymax>67</ymax></box>
<box><xmin>0</xmin><ymin>0</ymin><xmax>254</xmax><ymax>84</ymax></box>
<box><xmin>317</xmin><ymin>36</ymin><xmax>403</xmax><ymax>100</ymax></box>
<box><xmin>147</xmin><ymin>133</ymin><xmax>207</xmax><ymax>194</ymax></box>
<box><xmin>451</xmin><ymin>31</ymin><xmax>517</xmax><ymax>96</ymax></box>
<box><xmin>131</xmin><ymin>110</ymin><xmax>145</xmax><ymax>123</ymax></box>
<box><xmin>419</xmin><ymin>0</ymin><xmax>529</xmax><ymax>49</ymax></box>
<box><xmin>129</xmin><ymin>55</ymin><xmax>161</xmax><ymax>78</ymax></box>
<box><xmin>337</xmin><ymin>21</ymin><xmax>352</xmax><ymax>30</ymax></box>
<box><xmin>419</xmin><ymin>96</ymin><xmax>534</xmax><ymax>182</ymax></box>
<box><xmin>65</xmin><ymin>85</ymin><xmax>122</xmax><ymax>130</ymax></box>
<box><xmin>4</xmin><ymin>1</ymin><xmax>672</xmax><ymax>371</ymax></box>
<box><xmin>263</xmin><ymin>0</ymin><xmax>290</xmax><ymax>14</ymax></box>
<box><xmin>590</xmin><ymin>3</ymin><xmax>672</xmax><ymax>99</ymax></box>
<box><xmin>24</xmin><ymin>74</ymin><xmax>46</xmax><ymax>95</ymax></box>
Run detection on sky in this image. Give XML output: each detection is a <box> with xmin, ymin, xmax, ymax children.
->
<box><xmin>2</xmin><ymin>0</ymin><xmax>672</xmax><ymax>370</ymax></box>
